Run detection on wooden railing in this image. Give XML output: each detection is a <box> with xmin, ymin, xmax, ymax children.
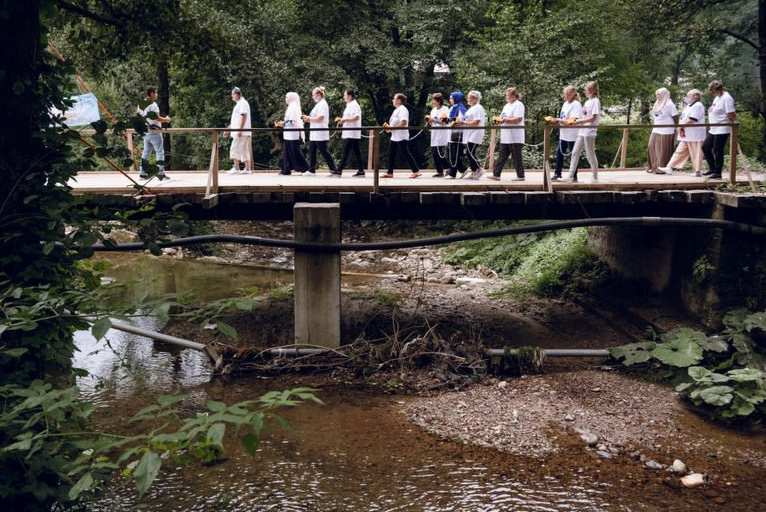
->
<box><xmin>90</xmin><ymin>122</ymin><xmax>742</xmax><ymax>196</ymax></box>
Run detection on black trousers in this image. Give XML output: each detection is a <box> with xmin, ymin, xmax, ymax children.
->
<box><xmin>431</xmin><ymin>146</ymin><xmax>448</xmax><ymax>174</ymax></box>
<box><xmin>308</xmin><ymin>140</ymin><xmax>337</xmax><ymax>173</ymax></box>
<box><xmin>466</xmin><ymin>142</ymin><xmax>482</xmax><ymax>172</ymax></box>
<box><xmin>281</xmin><ymin>139</ymin><xmax>308</xmax><ymax>174</ymax></box>
<box><xmin>448</xmin><ymin>139</ymin><xmax>467</xmax><ymax>178</ymax></box>
<box><xmin>387</xmin><ymin>140</ymin><xmax>419</xmax><ymax>174</ymax></box>
<box><xmin>337</xmin><ymin>138</ymin><xmax>364</xmax><ymax>174</ymax></box>
<box><xmin>554</xmin><ymin>139</ymin><xmax>575</xmax><ymax>176</ymax></box>
<box><xmin>494</xmin><ymin>143</ymin><xmax>524</xmax><ymax>177</ymax></box>
<box><xmin>702</xmin><ymin>133</ymin><xmax>729</xmax><ymax>173</ymax></box>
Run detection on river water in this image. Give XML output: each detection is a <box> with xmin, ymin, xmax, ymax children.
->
<box><xmin>73</xmin><ymin>254</ymin><xmax>614</xmax><ymax>511</ymax></box>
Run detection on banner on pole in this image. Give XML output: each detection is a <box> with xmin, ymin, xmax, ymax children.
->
<box><xmin>50</xmin><ymin>93</ymin><xmax>101</xmax><ymax>127</ymax></box>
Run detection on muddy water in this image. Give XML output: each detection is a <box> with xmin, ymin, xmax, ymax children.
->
<box><xmin>77</xmin><ymin>255</ymin><xmax>613</xmax><ymax>511</ymax></box>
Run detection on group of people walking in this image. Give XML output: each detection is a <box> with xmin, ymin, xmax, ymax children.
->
<box><xmin>137</xmin><ymin>80</ymin><xmax>737</xmax><ymax>182</ymax></box>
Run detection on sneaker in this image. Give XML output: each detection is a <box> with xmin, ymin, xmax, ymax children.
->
<box><xmin>656</xmin><ymin>167</ymin><xmax>670</xmax><ymax>175</ymax></box>
<box><xmin>157</xmin><ymin>173</ymin><xmax>169</xmax><ymax>181</ymax></box>
<box><xmin>409</xmin><ymin>172</ymin><xmax>422</xmax><ymax>179</ymax></box>
<box><xmin>302</xmin><ymin>171</ymin><xmax>316</xmax><ymax>176</ymax></box>
<box><xmin>328</xmin><ymin>170</ymin><xmax>342</xmax><ymax>177</ymax></box>
<box><xmin>511</xmin><ymin>177</ymin><xmax>525</xmax><ymax>182</ymax></box>
<box><xmin>279</xmin><ymin>171</ymin><xmax>291</xmax><ymax>176</ymax></box>
<box><xmin>563</xmin><ymin>177</ymin><xmax>578</xmax><ymax>183</ymax></box>
<box><xmin>707</xmin><ymin>174</ymin><xmax>722</xmax><ymax>180</ymax></box>
<box><xmin>587</xmin><ymin>178</ymin><xmax>598</xmax><ymax>184</ymax></box>
<box><xmin>226</xmin><ymin>167</ymin><xmax>240</xmax><ymax>174</ymax></box>
<box><xmin>444</xmin><ymin>175</ymin><xmax>456</xmax><ymax>180</ymax></box>
<box><xmin>352</xmin><ymin>171</ymin><xmax>366</xmax><ymax>178</ymax></box>
<box><xmin>470</xmin><ymin>168</ymin><xmax>486</xmax><ymax>180</ymax></box>
<box><xmin>382</xmin><ymin>173</ymin><xmax>394</xmax><ymax>178</ymax></box>
<box><xmin>432</xmin><ymin>173</ymin><xmax>444</xmax><ymax>178</ymax></box>
<box><xmin>551</xmin><ymin>175</ymin><xmax>561</xmax><ymax>182</ymax></box>
<box><xmin>459</xmin><ymin>170</ymin><xmax>471</xmax><ymax>179</ymax></box>
<box><xmin>139</xmin><ymin>172</ymin><xmax>149</xmax><ymax>179</ymax></box>
<box><xmin>487</xmin><ymin>175</ymin><xmax>501</xmax><ymax>181</ymax></box>
<box><xmin>240</xmin><ymin>168</ymin><xmax>252</xmax><ymax>174</ymax></box>
<box><xmin>702</xmin><ymin>169</ymin><xmax>717</xmax><ymax>176</ymax></box>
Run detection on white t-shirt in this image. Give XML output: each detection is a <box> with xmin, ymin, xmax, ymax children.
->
<box><xmin>137</xmin><ymin>100</ymin><xmax>161</xmax><ymax>129</ymax></box>
<box><xmin>678</xmin><ymin>102</ymin><xmax>706</xmax><ymax>142</ymax></box>
<box><xmin>500</xmin><ymin>101</ymin><xmax>525</xmax><ymax>144</ymax></box>
<box><xmin>558</xmin><ymin>100</ymin><xmax>582</xmax><ymax>142</ymax></box>
<box><xmin>429</xmin><ymin>105</ymin><xmax>450</xmax><ymax>147</ymax></box>
<box><xmin>708</xmin><ymin>91</ymin><xmax>735</xmax><ymax>135</ymax></box>
<box><xmin>309</xmin><ymin>99</ymin><xmax>330</xmax><ymax>141</ymax></box>
<box><xmin>389</xmin><ymin>105</ymin><xmax>409</xmax><ymax>142</ymax></box>
<box><xmin>578</xmin><ymin>97</ymin><xmax>601</xmax><ymax>138</ymax></box>
<box><xmin>464</xmin><ymin>104</ymin><xmax>486</xmax><ymax>145</ymax></box>
<box><xmin>651</xmin><ymin>102</ymin><xmax>679</xmax><ymax>135</ymax></box>
<box><xmin>283</xmin><ymin>107</ymin><xmax>301</xmax><ymax>141</ymax></box>
<box><xmin>229</xmin><ymin>98</ymin><xmax>251</xmax><ymax>138</ymax></box>
<box><xmin>341</xmin><ymin>100</ymin><xmax>362</xmax><ymax>139</ymax></box>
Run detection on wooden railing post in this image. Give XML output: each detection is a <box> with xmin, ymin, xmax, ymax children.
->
<box><xmin>372</xmin><ymin>129</ymin><xmax>381</xmax><ymax>194</ymax></box>
<box><xmin>729</xmin><ymin>123</ymin><xmax>738</xmax><ymax>183</ymax></box>
<box><xmin>619</xmin><ymin>127</ymin><xmax>629</xmax><ymax>169</ymax></box>
<box><xmin>543</xmin><ymin>125</ymin><xmax>552</xmax><ymax>192</ymax></box>
<box><xmin>212</xmin><ymin>131</ymin><xmax>219</xmax><ymax>195</ymax></box>
<box><xmin>488</xmin><ymin>127</ymin><xmax>496</xmax><ymax>174</ymax></box>
<box><xmin>126</xmin><ymin>130</ymin><xmax>139</xmax><ymax>173</ymax></box>
<box><xmin>367</xmin><ymin>128</ymin><xmax>374</xmax><ymax>172</ymax></box>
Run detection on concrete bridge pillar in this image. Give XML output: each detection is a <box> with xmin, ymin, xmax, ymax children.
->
<box><xmin>293</xmin><ymin>203</ymin><xmax>341</xmax><ymax>348</ymax></box>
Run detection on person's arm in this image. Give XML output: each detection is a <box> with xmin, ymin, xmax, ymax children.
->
<box><xmin>237</xmin><ymin>113</ymin><xmax>247</xmax><ymax>137</ymax></box>
<box><xmin>727</xmin><ymin>111</ymin><xmax>737</xmax><ymax>122</ymax></box>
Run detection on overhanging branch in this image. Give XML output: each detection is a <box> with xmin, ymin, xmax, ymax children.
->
<box><xmin>721</xmin><ymin>28</ymin><xmax>759</xmax><ymax>51</ymax></box>
<box><xmin>57</xmin><ymin>0</ymin><xmax>119</xmax><ymax>26</ymax></box>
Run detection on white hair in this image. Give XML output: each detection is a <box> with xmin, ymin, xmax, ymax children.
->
<box><xmin>467</xmin><ymin>90</ymin><xmax>482</xmax><ymax>102</ymax></box>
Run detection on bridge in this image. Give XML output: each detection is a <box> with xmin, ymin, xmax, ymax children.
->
<box><xmin>70</xmin><ymin>122</ymin><xmax>761</xmax><ymax>220</ymax></box>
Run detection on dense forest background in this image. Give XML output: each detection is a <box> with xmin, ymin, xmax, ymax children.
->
<box><xmin>55</xmin><ymin>0</ymin><xmax>765</xmax><ymax>170</ymax></box>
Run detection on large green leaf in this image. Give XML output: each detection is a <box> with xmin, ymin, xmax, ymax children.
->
<box><xmin>206</xmin><ymin>423</ymin><xmax>225</xmax><ymax>448</ymax></box>
<box><xmin>134</xmin><ymin>450</ymin><xmax>161</xmax><ymax>497</ymax></box>
<box><xmin>726</xmin><ymin>368</ymin><xmax>764</xmax><ymax>383</ymax></box>
<box><xmin>744</xmin><ymin>311</ymin><xmax>766</xmax><ymax>333</ymax></box>
<box><xmin>651</xmin><ymin>338</ymin><xmax>703</xmax><ymax>367</ymax></box>
<box><xmin>696</xmin><ymin>385</ymin><xmax>734</xmax><ymax>406</ymax></box>
<box><xmin>688</xmin><ymin>366</ymin><xmax>729</xmax><ymax>383</ymax></box>
<box><xmin>68</xmin><ymin>472</ymin><xmax>94</xmax><ymax>500</ymax></box>
<box><xmin>696</xmin><ymin>335</ymin><xmax>729</xmax><ymax>353</ymax></box>
<box><xmin>91</xmin><ymin>317</ymin><xmax>111</xmax><ymax>341</ymax></box>
<box><xmin>608</xmin><ymin>342</ymin><xmax>656</xmax><ymax>365</ymax></box>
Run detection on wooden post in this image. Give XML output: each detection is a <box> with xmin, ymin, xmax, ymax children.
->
<box><xmin>212</xmin><ymin>131</ymin><xmax>219</xmax><ymax>195</ymax></box>
<box><xmin>367</xmin><ymin>129</ymin><xmax>374</xmax><ymax>172</ymax></box>
<box><xmin>728</xmin><ymin>123</ymin><xmax>738</xmax><ymax>183</ymax></box>
<box><xmin>542</xmin><ymin>125</ymin><xmax>552</xmax><ymax>192</ymax></box>
<box><xmin>293</xmin><ymin>203</ymin><xmax>341</xmax><ymax>348</ymax></box>
<box><xmin>126</xmin><ymin>131</ymin><xmax>139</xmax><ymax>173</ymax></box>
<box><xmin>619</xmin><ymin>127</ymin><xmax>629</xmax><ymax>169</ymax></box>
<box><xmin>372</xmin><ymin>129</ymin><xmax>380</xmax><ymax>194</ymax></box>
<box><xmin>488</xmin><ymin>127</ymin><xmax>497</xmax><ymax>174</ymax></box>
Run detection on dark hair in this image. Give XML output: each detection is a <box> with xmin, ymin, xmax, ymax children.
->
<box><xmin>394</xmin><ymin>93</ymin><xmax>407</xmax><ymax>103</ymax></box>
<box><xmin>431</xmin><ymin>92</ymin><xmax>444</xmax><ymax>106</ymax></box>
<box><xmin>344</xmin><ymin>89</ymin><xmax>357</xmax><ymax>99</ymax></box>
<box><xmin>145</xmin><ymin>86</ymin><xmax>157</xmax><ymax>97</ymax></box>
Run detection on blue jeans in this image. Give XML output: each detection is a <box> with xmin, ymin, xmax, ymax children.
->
<box><xmin>554</xmin><ymin>139</ymin><xmax>575</xmax><ymax>176</ymax></box>
<box><xmin>140</xmin><ymin>132</ymin><xmax>165</xmax><ymax>173</ymax></box>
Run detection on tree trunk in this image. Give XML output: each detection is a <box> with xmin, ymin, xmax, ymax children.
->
<box><xmin>759</xmin><ymin>0</ymin><xmax>766</xmax><ymax>159</ymax></box>
<box><xmin>157</xmin><ymin>59</ymin><xmax>171</xmax><ymax>169</ymax></box>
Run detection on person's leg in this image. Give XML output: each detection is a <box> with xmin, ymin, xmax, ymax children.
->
<box><xmin>493</xmin><ymin>143</ymin><xmax>510</xmax><ymax>177</ymax></box>
<box><xmin>701</xmin><ymin>134</ymin><xmax>715</xmax><ymax>173</ymax></box>
<box><xmin>150</xmin><ymin>133</ymin><xmax>166</xmax><ymax>176</ymax></box>
<box><xmin>647</xmin><ymin>133</ymin><xmax>658</xmax><ymax>172</ymax></box>
<box><xmin>583</xmin><ymin>136</ymin><xmax>598</xmax><ymax>180</ymax></box>
<box><xmin>351</xmin><ymin>139</ymin><xmax>364</xmax><ymax>173</ymax></box>
<box><xmin>432</xmin><ymin>147</ymin><xmax>444</xmax><ymax>175</ymax></box>
<box><xmin>318</xmin><ymin>140</ymin><xmax>337</xmax><ymax>172</ymax></box>
<box><xmin>386</xmin><ymin>140</ymin><xmax>398</xmax><ymax>176</ymax></box>
<box><xmin>554</xmin><ymin>139</ymin><xmax>566</xmax><ymax>177</ymax></box>
<box><xmin>713</xmin><ymin>134</ymin><xmax>729</xmax><ymax>173</ymax></box>
<box><xmin>337</xmin><ymin>139</ymin><xmax>351</xmax><ymax>173</ymax></box>
<box><xmin>307</xmin><ymin>141</ymin><xmax>318</xmax><ymax>173</ymax></box>
<box><xmin>281</xmin><ymin>140</ymin><xmax>291</xmax><ymax>174</ymax></box>
<box><xmin>448</xmin><ymin>141</ymin><xmax>459</xmax><ymax>178</ymax></box>
<box><xmin>568</xmin><ymin>136</ymin><xmax>585</xmax><ymax>180</ymax></box>
<box><xmin>466</xmin><ymin>142</ymin><xmax>480</xmax><ymax>172</ymax></box>
<box><xmin>294</xmin><ymin>141</ymin><xmax>309</xmax><ymax>172</ymax></box>
<box><xmin>403</xmin><ymin>141</ymin><xmax>420</xmax><ymax>174</ymax></box>
<box><xmin>244</xmin><ymin>136</ymin><xmax>252</xmax><ymax>171</ymax></box>
<box><xmin>688</xmin><ymin>142</ymin><xmax>704</xmax><ymax>175</ymax></box>
<box><xmin>510</xmin><ymin>143</ymin><xmax>524</xmax><ymax>178</ymax></box>
<box><xmin>665</xmin><ymin>142</ymin><xmax>689</xmax><ymax>170</ymax></box>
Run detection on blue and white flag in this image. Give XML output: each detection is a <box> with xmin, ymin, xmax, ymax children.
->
<box><xmin>51</xmin><ymin>93</ymin><xmax>101</xmax><ymax>127</ymax></box>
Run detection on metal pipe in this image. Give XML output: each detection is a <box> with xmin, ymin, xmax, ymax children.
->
<box><xmin>90</xmin><ymin>217</ymin><xmax>766</xmax><ymax>253</ymax></box>
<box><xmin>486</xmin><ymin>348</ymin><xmax>609</xmax><ymax>357</ymax></box>
<box><xmin>108</xmin><ymin>319</ymin><xmax>205</xmax><ymax>351</ymax></box>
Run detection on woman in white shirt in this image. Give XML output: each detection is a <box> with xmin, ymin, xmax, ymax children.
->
<box><xmin>445</xmin><ymin>91</ymin><xmax>468</xmax><ymax>179</ymax></box>
<box><xmin>659</xmin><ymin>89</ymin><xmax>706</xmax><ymax>176</ymax></box>
<box><xmin>701</xmin><ymin>80</ymin><xmax>737</xmax><ymax>179</ymax></box>
<box><xmin>552</xmin><ymin>85</ymin><xmax>582</xmax><ymax>181</ymax></box>
<box><xmin>646</xmin><ymin>87</ymin><xmax>679</xmax><ymax>173</ymax></box>
<box><xmin>490</xmin><ymin>87</ymin><xmax>525</xmax><ymax>181</ymax></box>
<box><xmin>276</xmin><ymin>92</ymin><xmax>308</xmax><ymax>175</ymax></box>
<box><xmin>383</xmin><ymin>93</ymin><xmax>420</xmax><ymax>178</ymax></box>
<box><xmin>426</xmin><ymin>92</ymin><xmax>450</xmax><ymax>177</ymax></box>
<box><xmin>332</xmin><ymin>89</ymin><xmax>365</xmax><ymax>177</ymax></box>
<box><xmin>301</xmin><ymin>86</ymin><xmax>337</xmax><ymax>176</ymax></box>
<box><xmin>567</xmin><ymin>81</ymin><xmax>601</xmax><ymax>183</ymax></box>
<box><xmin>457</xmin><ymin>90</ymin><xmax>486</xmax><ymax>180</ymax></box>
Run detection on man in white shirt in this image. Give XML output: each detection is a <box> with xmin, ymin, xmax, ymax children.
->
<box><xmin>136</xmin><ymin>86</ymin><xmax>171</xmax><ymax>180</ymax></box>
<box><xmin>223</xmin><ymin>87</ymin><xmax>252</xmax><ymax>174</ymax></box>
<box><xmin>702</xmin><ymin>80</ymin><xmax>737</xmax><ymax>179</ymax></box>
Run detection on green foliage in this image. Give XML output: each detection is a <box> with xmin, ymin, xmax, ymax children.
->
<box><xmin>692</xmin><ymin>255</ymin><xmax>715</xmax><ymax>285</ymax></box>
<box><xmin>610</xmin><ymin>308</ymin><xmax>766</xmax><ymax>421</ymax></box>
<box><xmin>446</xmin><ymin>225</ymin><xmax>609</xmax><ymax>297</ymax></box>
<box><xmin>373</xmin><ymin>288</ymin><xmax>401</xmax><ymax>309</ymax></box>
